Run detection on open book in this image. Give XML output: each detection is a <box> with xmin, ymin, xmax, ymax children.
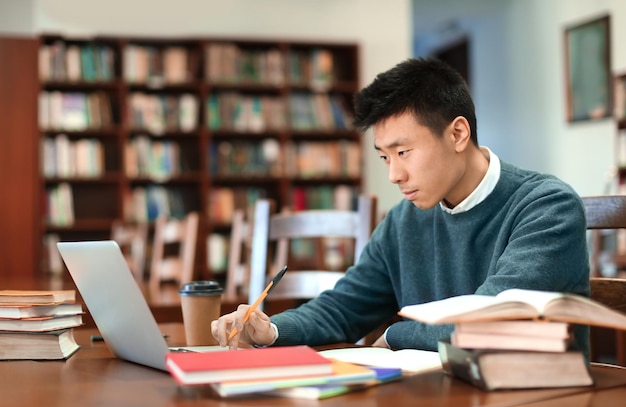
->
<box><xmin>318</xmin><ymin>347</ymin><xmax>441</xmax><ymax>374</ymax></box>
<box><xmin>398</xmin><ymin>288</ymin><xmax>626</xmax><ymax>329</ymax></box>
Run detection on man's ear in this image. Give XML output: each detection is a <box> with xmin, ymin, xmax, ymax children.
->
<box><xmin>451</xmin><ymin>116</ymin><xmax>471</xmax><ymax>152</ymax></box>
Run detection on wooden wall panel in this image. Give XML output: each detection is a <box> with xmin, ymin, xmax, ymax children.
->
<box><xmin>0</xmin><ymin>37</ymin><xmax>40</xmax><ymax>278</ymax></box>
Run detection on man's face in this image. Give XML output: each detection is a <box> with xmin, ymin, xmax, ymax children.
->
<box><xmin>373</xmin><ymin>112</ymin><xmax>465</xmax><ymax>210</ymax></box>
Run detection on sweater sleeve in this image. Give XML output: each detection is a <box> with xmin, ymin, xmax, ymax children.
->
<box><xmin>385</xmin><ymin>320</ymin><xmax>453</xmax><ymax>351</ymax></box>
<box><xmin>270</xmin><ymin>224</ymin><xmax>401</xmax><ymax>346</ymax></box>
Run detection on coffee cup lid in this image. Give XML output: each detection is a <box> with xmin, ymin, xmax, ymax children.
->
<box><xmin>179</xmin><ymin>281</ymin><xmax>224</xmax><ymax>296</ymax></box>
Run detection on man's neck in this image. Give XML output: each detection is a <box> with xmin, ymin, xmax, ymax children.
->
<box><xmin>443</xmin><ymin>146</ymin><xmax>490</xmax><ymax>209</ymax></box>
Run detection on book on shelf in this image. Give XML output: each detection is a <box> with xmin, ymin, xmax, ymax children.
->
<box><xmin>206</xmin><ymin>233</ymin><xmax>228</xmax><ymax>273</ymax></box>
<box><xmin>43</xmin><ymin>233</ymin><xmax>64</xmax><ymax>275</ymax></box>
<box><xmin>165</xmin><ymin>345</ymin><xmax>333</xmax><ymax>386</ymax></box>
<box><xmin>310</xmin><ymin>48</ymin><xmax>334</xmax><ymax>90</ymax></box>
<box><xmin>162</xmin><ymin>46</ymin><xmax>189</xmax><ymax>84</ymax></box>
<box><xmin>0</xmin><ymin>302</ymin><xmax>83</xmax><ymax>319</ymax></box>
<box><xmin>318</xmin><ymin>346</ymin><xmax>442</xmax><ymax>375</ymax></box>
<box><xmin>39</xmin><ymin>91</ymin><xmax>113</xmax><ymax>131</ymax></box>
<box><xmin>0</xmin><ymin>290</ymin><xmax>76</xmax><ymax>305</ymax></box>
<box><xmin>398</xmin><ymin>288</ymin><xmax>626</xmax><ymax>329</ymax></box>
<box><xmin>0</xmin><ymin>328</ymin><xmax>80</xmax><ymax>360</ymax></box>
<box><xmin>0</xmin><ymin>314</ymin><xmax>83</xmax><ymax>332</ymax></box>
<box><xmin>451</xmin><ymin>320</ymin><xmax>572</xmax><ymax>352</ymax></box>
<box><xmin>210</xmin><ymin>359</ymin><xmax>381</xmax><ymax>398</ymax></box>
<box><xmin>46</xmin><ymin>182</ymin><xmax>75</xmax><ymax>226</ymax></box>
<box><xmin>438</xmin><ymin>340</ymin><xmax>593</xmax><ymax>391</ymax></box>
<box><xmin>266</xmin><ymin>365</ymin><xmax>403</xmax><ymax>400</ymax></box>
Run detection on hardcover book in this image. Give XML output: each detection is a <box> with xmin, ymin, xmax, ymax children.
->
<box><xmin>266</xmin><ymin>366</ymin><xmax>402</xmax><ymax>400</ymax></box>
<box><xmin>210</xmin><ymin>359</ymin><xmax>379</xmax><ymax>397</ymax></box>
<box><xmin>0</xmin><ymin>303</ymin><xmax>83</xmax><ymax>319</ymax></box>
<box><xmin>451</xmin><ymin>319</ymin><xmax>573</xmax><ymax>352</ymax></box>
<box><xmin>451</xmin><ymin>331</ymin><xmax>571</xmax><ymax>352</ymax></box>
<box><xmin>0</xmin><ymin>328</ymin><xmax>80</xmax><ymax>360</ymax></box>
<box><xmin>0</xmin><ymin>290</ymin><xmax>76</xmax><ymax>305</ymax></box>
<box><xmin>165</xmin><ymin>345</ymin><xmax>333</xmax><ymax>385</ymax></box>
<box><xmin>454</xmin><ymin>320</ymin><xmax>570</xmax><ymax>338</ymax></box>
<box><xmin>0</xmin><ymin>314</ymin><xmax>83</xmax><ymax>332</ymax></box>
<box><xmin>438</xmin><ymin>340</ymin><xmax>593</xmax><ymax>391</ymax></box>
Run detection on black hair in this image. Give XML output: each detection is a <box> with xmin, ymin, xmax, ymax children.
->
<box><xmin>353</xmin><ymin>58</ymin><xmax>477</xmax><ymax>145</ymax></box>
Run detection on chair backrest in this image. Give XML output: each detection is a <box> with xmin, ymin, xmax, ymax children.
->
<box><xmin>583</xmin><ymin>195</ymin><xmax>626</xmax><ymax>277</ymax></box>
<box><xmin>582</xmin><ymin>195</ymin><xmax>626</xmax><ymax>366</ymax></box>
<box><xmin>247</xmin><ymin>195</ymin><xmax>377</xmax><ymax>309</ymax></box>
<box><xmin>149</xmin><ymin>211</ymin><xmax>199</xmax><ymax>289</ymax></box>
<box><xmin>111</xmin><ymin>220</ymin><xmax>148</xmax><ymax>281</ymax></box>
<box><xmin>225</xmin><ymin>209</ymin><xmax>253</xmax><ymax>300</ymax></box>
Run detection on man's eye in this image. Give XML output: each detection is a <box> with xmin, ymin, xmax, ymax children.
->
<box><xmin>398</xmin><ymin>150</ymin><xmax>407</xmax><ymax>157</ymax></box>
<box><xmin>378</xmin><ymin>155</ymin><xmax>388</xmax><ymax>161</ymax></box>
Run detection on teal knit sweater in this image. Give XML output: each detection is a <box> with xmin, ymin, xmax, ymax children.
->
<box><xmin>271</xmin><ymin>161</ymin><xmax>590</xmax><ymax>355</ymax></box>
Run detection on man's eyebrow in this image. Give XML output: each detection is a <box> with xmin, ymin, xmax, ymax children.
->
<box><xmin>374</xmin><ymin>138</ymin><xmax>409</xmax><ymax>151</ymax></box>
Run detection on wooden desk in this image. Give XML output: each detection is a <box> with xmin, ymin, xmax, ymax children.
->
<box><xmin>2</xmin><ymin>323</ymin><xmax>626</xmax><ymax>407</ymax></box>
<box><xmin>518</xmin><ymin>385</ymin><xmax>626</xmax><ymax>406</ymax></box>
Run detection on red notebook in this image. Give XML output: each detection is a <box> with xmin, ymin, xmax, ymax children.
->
<box><xmin>165</xmin><ymin>345</ymin><xmax>333</xmax><ymax>385</ymax></box>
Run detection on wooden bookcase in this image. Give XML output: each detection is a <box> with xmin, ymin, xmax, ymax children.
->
<box><xmin>27</xmin><ymin>34</ymin><xmax>363</xmax><ymax>284</ymax></box>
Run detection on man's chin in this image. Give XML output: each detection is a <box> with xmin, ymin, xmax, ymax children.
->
<box><xmin>408</xmin><ymin>199</ymin><xmax>438</xmax><ymax>210</ymax></box>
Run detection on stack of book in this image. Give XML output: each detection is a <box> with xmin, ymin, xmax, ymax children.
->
<box><xmin>165</xmin><ymin>345</ymin><xmax>404</xmax><ymax>400</ymax></box>
<box><xmin>0</xmin><ymin>289</ymin><xmax>83</xmax><ymax>360</ymax></box>
<box><xmin>399</xmin><ymin>288</ymin><xmax>626</xmax><ymax>391</ymax></box>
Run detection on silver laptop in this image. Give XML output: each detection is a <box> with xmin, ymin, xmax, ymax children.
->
<box><xmin>57</xmin><ymin>240</ymin><xmax>224</xmax><ymax>371</ymax></box>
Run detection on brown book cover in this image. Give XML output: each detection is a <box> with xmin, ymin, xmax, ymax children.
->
<box><xmin>438</xmin><ymin>340</ymin><xmax>593</xmax><ymax>391</ymax></box>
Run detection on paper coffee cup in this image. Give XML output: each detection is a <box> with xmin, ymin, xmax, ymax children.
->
<box><xmin>179</xmin><ymin>281</ymin><xmax>223</xmax><ymax>346</ymax></box>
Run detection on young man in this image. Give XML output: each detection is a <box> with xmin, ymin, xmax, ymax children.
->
<box><xmin>212</xmin><ymin>58</ymin><xmax>590</xmax><ymax>354</ymax></box>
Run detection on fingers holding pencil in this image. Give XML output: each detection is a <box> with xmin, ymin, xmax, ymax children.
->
<box><xmin>212</xmin><ymin>266</ymin><xmax>287</xmax><ymax>349</ymax></box>
<box><xmin>211</xmin><ymin>305</ymin><xmax>274</xmax><ymax>349</ymax></box>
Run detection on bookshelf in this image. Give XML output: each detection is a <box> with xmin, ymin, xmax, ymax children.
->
<box><xmin>6</xmin><ymin>34</ymin><xmax>363</xmax><ymax>283</ymax></box>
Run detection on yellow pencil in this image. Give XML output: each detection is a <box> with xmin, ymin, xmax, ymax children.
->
<box><xmin>228</xmin><ymin>266</ymin><xmax>287</xmax><ymax>340</ymax></box>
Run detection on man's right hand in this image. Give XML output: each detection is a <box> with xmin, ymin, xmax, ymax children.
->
<box><xmin>211</xmin><ymin>304</ymin><xmax>277</xmax><ymax>349</ymax></box>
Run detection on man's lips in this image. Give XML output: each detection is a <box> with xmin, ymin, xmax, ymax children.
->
<box><xmin>401</xmin><ymin>189</ymin><xmax>417</xmax><ymax>200</ymax></box>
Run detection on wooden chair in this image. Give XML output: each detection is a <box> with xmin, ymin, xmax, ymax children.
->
<box><xmin>247</xmin><ymin>195</ymin><xmax>377</xmax><ymax>310</ymax></box>
<box><xmin>149</xmin><ymin>211</ymin><xmax>199</xmax><ymax>290</ymax></box>
<box><xmin>111</xmin><ymin>220</ymin><xmax>148</xmax><ymax>281</ymax></box>
<box><xmin>582</xmin><ymin>195</ymin><xmax>626</xmax><ymax>366</ymax></box>
<box><xmin>224</xmin><ymin>209</ymin><xmax>253</xmax><ymax>300</ymax></box>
